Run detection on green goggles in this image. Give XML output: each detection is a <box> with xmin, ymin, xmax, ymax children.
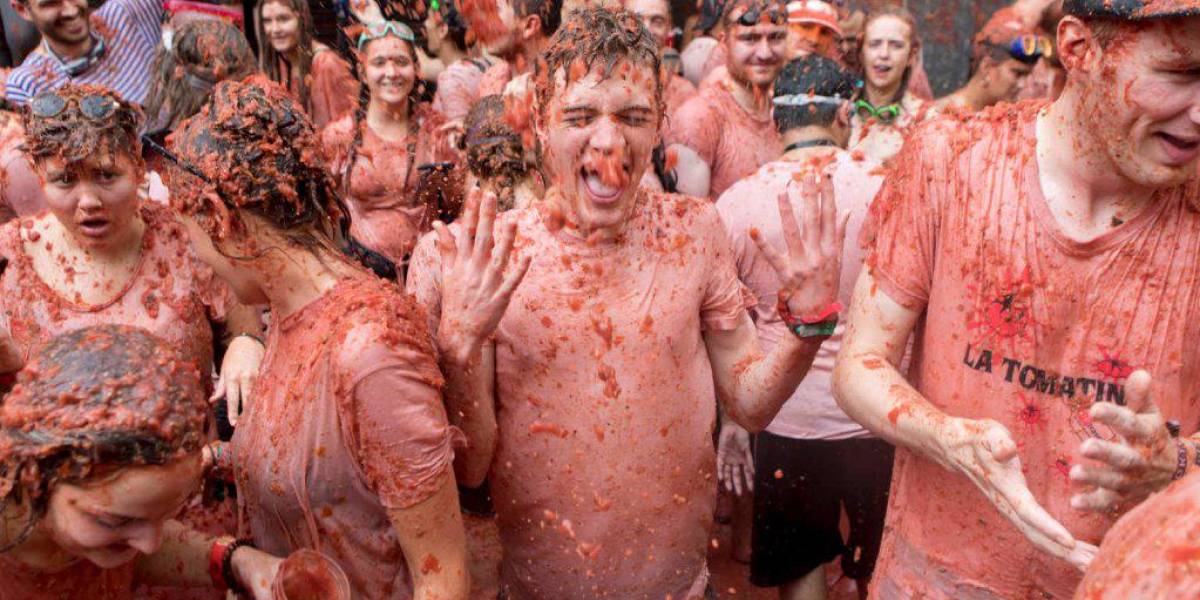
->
<box><xmin>853</xmin><ymin>99</ymin><xmax>901</xmax><ymax>124</ymax></box>
<box><xmin>357</xmin><ymin>20</ymin><xmax>416</xmax><ymax>50</ymax></box>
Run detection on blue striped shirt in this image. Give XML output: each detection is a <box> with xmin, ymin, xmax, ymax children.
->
<box><xmin>5</xmin><ymin>0</ymin><xmax>163</xmax><ymax>106</ymax></box>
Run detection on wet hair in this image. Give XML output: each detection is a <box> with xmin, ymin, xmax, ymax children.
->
<box><xmin>435</xmin><ymin>0</ymin><xmax>471</xmax><ymax>52</ymax></box>
<box><xmin>721</xmin><ymin>0</ymin><xmax>787</xmax><ymax>27</ymax></box>
<box><xmin>145</xmin><ymin>19</ymin><xmax>258</xmax><ymax>133</ymax></box>
<box><xmin>21</xmin><ymin>84</ymin><xmax>143</xmax><ymax>167</ymax></box>
<box><xmin>255</xmin><ymin>0</ymin><xmax>319</xmax><ymax>111</ymax></box>
<box><xmin>857</xmin><ymin>6</ymin><xmax>920</xmax><ymax>104</ymax></box>
<box><xmin>773</xmin><ymin>54</ymin><xmax>856</xmax><ymax>132</ymax></box>
<box><xmin>0</xmin><ymin>326</ymin><xmax>209</xmax><ymax>552</ymax></box>
<box><xmin>534</xmin><ymin>7</ymin><xmax>662</xmax><ymax>115</ymax></box>
<box><xmin>462</xmin><ymin>94</ymin><xmax>528</xmax><ymax>207</ymax></box>
<box><xmin>517</xmin><ymin>0</ymin><xmax>564</xmax><ymax>36</ymax></box>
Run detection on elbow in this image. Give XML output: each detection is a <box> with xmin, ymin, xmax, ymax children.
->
<box><xmin>725</xmin><ymin>405</ymin><xmax>770</xmax><ymax>435</ymax></box>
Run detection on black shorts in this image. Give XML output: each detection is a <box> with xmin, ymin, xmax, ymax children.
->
<box><xmin>750</xmin><ymin>433</ymin><xmax>894</xmax><ymax>588</ymax></box>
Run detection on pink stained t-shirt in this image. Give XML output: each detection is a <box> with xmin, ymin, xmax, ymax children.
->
<box><xmin>477</xmin><ymin>60</ymin><xmax>513</xmax><ymax>98</ymax></box>
<box><xmin>432</xmin><ymin>58</ymin><xmax>492</xmax><ymax>121</ymax></box>
<box><xmin>1073</xmin><ymin>471</ymin><xmax>1200</xmax><ymax>600</ymax></box>
<box><xmin>0</xmin><ymin>203</ymin><xmax>230</xmax><ymax>375</ymax></box>
<box><xmin>407</xmin><ymin>191</ymin><xmax>756</xmax><ymax>600</ymax></box>
<box><xmin>322</xmin><ymin>105</ymin><xmax>455</xmax><ymax>265</ymax></box>
<box><xmin>864</xmin><ymin>101</ymin><xmax>1200</xmax><ymax>599</ymax></box>
<box><xmin>661</xmin><ymin>72</ymin><xmax>697</xmax><ymax>137</ymax></box>
<box><xmin>299</xmin><ymin>49</ymin><xmax>361</xmax><ymax>130</ymax></box>
<box><xmin>0</xmin><ymin>556</ymin><xmax>134</xmax><ymax>600</ymax></box>
<box><xmin>667</xmin><ymin>72</ymin><xmax>782</xmax><ymax>199</ymax></box>
<box><xmin>716</xmin><ymin>150</ymin><xmax>884</xmax><ymax>440</ymax></box>
<box><xmin>232</xmin><ymin>276</ymin><xmax>458</xmax><ymax>600</ymax></box>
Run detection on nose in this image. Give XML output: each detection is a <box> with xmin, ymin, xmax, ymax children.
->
<box><xmin>754</xmin><ymin>36</ymin><xmax>775</xmax><ymax>59</ymax></box>
<box><xmin>588</xmin><ymin>116</ymin><xmax>626</xmax><ymax>156</ymax></box>
<box><xmin>61</xmin><ymin>1</ymin><xmax>81</xmax><ymax>17</ymax></box>
<box><xmin>126</xmin><ymin>522</ymin><xmax>163</xmax><ymax>555</ymax></box>
<box><xmin>76</xmin><ymin>186</ymin><xmax>102</xmax><ymax>211</ymax></box>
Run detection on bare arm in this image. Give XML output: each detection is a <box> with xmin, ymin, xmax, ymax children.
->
<box><xmin>438</xmin><ymin>339</ymin><xmax>497</xmax><ymax>488</ymax></box>
<box><xmin>669</xmin><ymin>144</ymin><xmax>711</xmax><ymax>198</ymax></box>
<box><xmin>833</xmin><ymin>268</ymin><xmax>1096</xmax><ymax>570</ymax></box>
<box><xmin>388</xmin><ymin>471</ymin><xmax>470</xmax><ymax>600</ymax></box>
<box><xmin>705</xmin><ymin>177</ymin><xmax>845</xmax><ymax>432</ymax></box>
<box><xmin>134</xmin><ymin>520</ymin><xmax>280</xmax><ymax>599</ymax></box>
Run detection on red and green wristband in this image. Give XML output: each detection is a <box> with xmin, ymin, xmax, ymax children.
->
<box><xmin>777</xmin><ymin>300</ymin><xmax>843</xmax><ymax>339</ymax></box>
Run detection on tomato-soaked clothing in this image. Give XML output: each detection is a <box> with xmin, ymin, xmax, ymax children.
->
<box><xmin>864</xmin><ymin>101</ymin><xmax>1200</xmax><ymax>599</ymax></box>
<box><xmin>661</xmin><ymin>73</ymin><xmax>697</xmax><ymax>138</ymax></box>
<box><xmin>668</xmin><ymin>72</ymin><xmax>781</xmax><ymax>198</ymax></box>
<box><xmin>848</xmin><ymin>92</ymin><xmax>934</xmax><ymax>166</ymax></box>
<box><xmin>0</xmin><ymin>203</ymin><xmax>236</xmax><ymax>600</ymax></box>
<box><xmin>322</xmin><ymin>105</ymin><xmax>455</xmax><ymax>265</ymax></box>
<box><xmin>0</xmin><ymin>203</ymin><xmax>230</xmax><ymax>375</ymax></box>
<box><xmin>408</xmin><ymin>190</ymin><xmax>756</xmax><ymax>599</ymax></box>
<box><xmin>0</xmin><ymin>556</ymin><xmax>134</xmax><ymax>600</ymax></box>
<box><xmin>298</xmin><ymin>49</ymin><xmax>360</xmax><ymax>130</ymax></box>
<box><xmin>433</xmin><ymin>57</ymin><xmax>492</xmax><ymax>121</ymax></box>
<box><xmin>233</xmin><ymin>276</ymin><xmax>457</xmax><ymax>600</ymax></box>
<box><xmin>478</xmin><ymin>59</ymin><xmax>513</xmax><ymax>97</ymax></box>
<box><xmin>1074</xmin><ymin>471</ymin><xmax>1200</xmax><ymax>600</ymax></box>
<box><xmin>717</xmin><ymin>150</ymin><xmax>884</xmax><ymax>440</ymax></box>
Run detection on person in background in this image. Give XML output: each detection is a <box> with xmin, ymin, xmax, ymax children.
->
<box><xmin>679</xmin><ymin>0</ymin><xmax>731</xmax><ymax>86</ymax></box>
<box><xmin>322</xmin><ymin>20</ymin><xmax>457</xmax><ymax>273</ymax></box>
<box><xmin>668</xmin><ymin>0</ymin><xmax>787</xmax><ymax>199</ymax></box>
<box><xmin>717</xmin><ymin>54</ymin><xmax>889</xmax><ymax>600</ymax></box>
<box><xmin>936</xmin><ymin>11</ymin><xmax>1046</xmax><ymax>113</ymax></box>
<box><xmin>465</xmin><ymin>0</ymin><xmax>562</xmax><ymax>97</ymax></box>
<box><xmin>847</xmin><ymin>6</ymin><xmax>932</xmax><ymax>165</ymax></box>
<box><xmin>255</xmin><ymin>0</ymin><xmax>360</xmax><ymax>128</ymax></box>
<box><xmin>6</xmin><ymin>0</ymin><xmax>163</xmax><ymax>105</ymax></box>
<box><xmin>626</xmin><ymin>0</ymin><xmax>695</xmax><ymax>118</ymax></box>
<box><xmin>427</xmin><ymin>0</ymin><xmax>493</xmax><ymax>122</ymax></box>
<box><xmin>784</xmin><ymin>0</ymin><xmax>840</xmax><ymax>60</ymax></box>
<box><xmin>460</xmin><ymin>94</ymin><xmax>538</xmax><ymax>211</ymax></box>
<box><xmin>0</xmin><ymin>326</ymin><xmax>283</xmax><ymax>600</ymax></box>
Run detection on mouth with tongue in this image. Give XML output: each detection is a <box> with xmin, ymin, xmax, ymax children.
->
<box><xmin>579</xmin><ymin>151</ymin><xmax>631</xmax><ymax>206</ymax></box>
<box><xmin>77</xmin><ymin>215</ymin><xmax>112</xmax><ymax>239</ymax></box>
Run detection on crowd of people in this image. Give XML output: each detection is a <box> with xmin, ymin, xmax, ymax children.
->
<box><xmin>0</xmin><ymin>0</ymin><xmax>1196</xmax><ymax>599</ymax></box>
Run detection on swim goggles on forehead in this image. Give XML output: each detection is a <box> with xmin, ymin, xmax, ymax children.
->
<box><xmin>429</xmin><ymin>0</ymin><xmax>441</xmax><ymax>10</ymax></box>
<box><xmin>853</xmin><ymin>99</ymin><xmax>901</xmax><ymax>123</ymax></box>
<box><xmin>29</xmin><ymin>91</ymin><xmax>120</xmax><ymax>121</ymax></box>
<box><xmin>357</xmin><ymin>20</ymin><xmax>416</xmax><ymax>50</ymax></box>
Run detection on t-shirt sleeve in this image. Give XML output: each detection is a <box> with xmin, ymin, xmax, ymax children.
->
<box><xmin>433</xmin><ymin>65</ymin><xmax>478</xmax><ymax>122</ymax></box>
<box><xmin>405</xmin><ymin>230</ymin><xmax>444</xmax><ymax>337</ymax></box>
<box><xmin>343</xmin><ymin>327</ymin><xmax>455</xmax><ymax>510</ymax></box>
<box><xmin>862</xmin><ymin>122</ymin><xmax>944</xmax><ymax>310</ymax></box>
<box><xmin>666</xmin><ymin>95</ymin><xmax>719</xmax><ymax>167</ymax></box>
<box><xmin>697</xmin><ymin>200</ymin><xmax>755</xmax><ymax>330</ymax></box>
<box><xmin>309</xmin><ymin>52</ymin><xmax>361</xmax><ymax>129</ymax></box>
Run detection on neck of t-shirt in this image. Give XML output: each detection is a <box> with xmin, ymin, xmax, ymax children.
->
<box><xmin>42</xmin><ymin>31</ymin><xmax>94</xmax><ymax>62</ymax></box>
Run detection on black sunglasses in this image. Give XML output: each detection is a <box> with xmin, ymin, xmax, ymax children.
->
<box><xmin>30</xmin><ymin>92</ymin><xmax>118</xmax><ymax>121</ymax></box>
<box><xmin>736</xmin><ymin>5</ymin><xmax>786</xmax><ymax>27</ymax></box>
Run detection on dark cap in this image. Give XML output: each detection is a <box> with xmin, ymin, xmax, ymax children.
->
<box><xmin>1062</xmin><ymin>0</ymin><xmax>1200</xmax><ymax>20</ymax></box>
<box><xmin>774</xmin><ymin>54</ymin><xmax>857</xmax><ymax>101</ymax></box>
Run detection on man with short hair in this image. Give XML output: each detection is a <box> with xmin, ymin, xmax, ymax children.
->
<box><xmin>718</xmin><ymin>54</ymin><xmax>889</xmax><ymax>600</ymax></box>
<box><xmin>833</xmin><ymin>0</ymin><xmax>1200</xmax><ymax>597</ymax></box>
<box><xmin>626</xmin><ymin>0</ymin><xmax>696</xmax><ymax>117</ymax></box>
<box><xmin>6</xmin><ymin>0</ymin><xmax>163</xmax><ymax>105</ymax></box>
<box><xmin>936</xmin><ymin>11</ymin><xmax>1046</xmax><ymax>113</ymax></box>
<box><xmin>668</xmin><ymin>0</ymin><xmax>787</xmax><ymax>199</ymax></box>
<box><xmin>408</xmin><ymin>8</ymin><xmax>847</xmax><ymax>598</ymax></box>
<box><xmin>469</xmin><ymin>0</ymin><xmax>563</xmax><ymax>96</ymax></box>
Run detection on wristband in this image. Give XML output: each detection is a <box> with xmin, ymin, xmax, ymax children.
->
<box><xmin>209</xmin><ymin>537</ymin><xmax>253</xmax><ymax>593</ymax></box>
<box><xmin>1172</xmin><ymin>438</ymin><xmax>1188</xmax><ymax>482</ymax></box>
<box><xmin>232</xmin><ymin>332</ymin><xmax>265</xmax><ymax>346</ymax></box>
<box><xmin>789</xmin><ymin>321</ymin><xmax>838</xmax><ymax>338</ymax></box>
<box><xmin>777</xmin><ymin>299</ymin><xmax>843</xmax><ymax>329</ymax></box>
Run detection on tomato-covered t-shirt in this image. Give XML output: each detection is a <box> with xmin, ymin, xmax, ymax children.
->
<box><xmin>865</xmin><ymin>101</ymin><xmax>1200</xmax><ymax>599</ymax></box>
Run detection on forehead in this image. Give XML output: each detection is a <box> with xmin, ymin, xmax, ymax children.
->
<box><xmin>625</xmin><ymin>0</ymin><xmax>667</xmax><ymax>17</ymax></box>
<box><xmin>864</xmin><ymin>16</ymin><xmax>911</xmax><ymax>42</ymax></box>
<box><xmin>1136</xmin><ymin>18</ymin><xmax>1200</xmax><ymax>60</ymax></box>
<box><xmin>364</xmin><ymin>35</ymin><xmax>413</xmax><ymax>58</ymax></box>
<box><xmin>549</xmin><ymin>61</ymin><xmax>656</xmax><ymax>108</ymax></box>
<box><xmin>73</xmin><ymin>457</ymin><xmax>200</xmax><ymax>516</ymax></box>
<box><xmin>260</xmin><ymin>1</ymin><xmax>295</xmax><ymax>17</ymax></box>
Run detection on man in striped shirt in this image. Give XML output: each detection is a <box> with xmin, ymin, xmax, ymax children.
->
<box><xmin>7</xmin><ymin>0</ymin><xmax>163</xmax><ymax>106</ymax></box>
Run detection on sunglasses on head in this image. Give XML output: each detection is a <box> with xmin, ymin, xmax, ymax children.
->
<box><xmin>357</xmin><ymin>20</ymin><xmax>416</xmax><ymax>50</ymax></box>
<box><xmin>1002</xmin><ymin>34</ymin><xmax>1052</xmax><ymax>63</ymax></box>
<box><xmin>854</xmin><ymin>99</ymin><xmax>901</xmax><ymax>123</ymax></box>
<box><xmin>735</xmin><ymin>5</ymin><xmax>786</xmax><ymax>27</ymax></box>
<box><xmin>30</xmin><ymin>92</ymin><xmax>119</xmax><ymax>121</ymax></box>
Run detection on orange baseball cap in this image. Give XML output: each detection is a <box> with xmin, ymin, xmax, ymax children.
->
<box><xmin>786</xmin><ymin>0</ymin><xmax>842</xmax><ymax>35</ymax></box>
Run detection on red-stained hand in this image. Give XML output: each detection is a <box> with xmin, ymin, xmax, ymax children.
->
<box><xmin>1069</xmin><ymin>370</ymin><xmax>1176</xmax><ymax>513</ymax></box>
<box><xmin>434</xmin><ymin>189</ymin><xmax>531</xmax><ymax>366</ymax></box>
<box><xmin>751</xmin><ymin>172</ymin><xmax>849</xmax><ymax>319</ymax></box>
<box><xmin>939</xmin><ymin>417</ymin><xmax>1096</xmax><ymax>571</ymax></box>
<box><xmin>717</xmin><ymin>422</ymin><xmax>754</xmax><ymax>496</ymax></box>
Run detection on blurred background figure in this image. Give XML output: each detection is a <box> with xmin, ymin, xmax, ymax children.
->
<box><xmin>785</xmin><ymin>0</ymin><xmax>840</xmax><ymax>60</ymax></box>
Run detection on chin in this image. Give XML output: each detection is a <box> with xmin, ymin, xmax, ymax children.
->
<box><xmin>81</xmin><ymin>547</ymin><xmax>140</xmax><ymax>570</ymax></box>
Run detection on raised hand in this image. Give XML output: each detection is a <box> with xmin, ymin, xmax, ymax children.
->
<box><xmin>211</xmin><ymin>335</ymin><xmax>264</xmax><ymax>427</ymax></box>
<box><xmin>1070</xmin><ymin>370</ymin><xmax>1177</xmax><ymax>513</ymax></box>
<box><xmin>717</xmin><ymin>422</ymin><xmax>755</xmax><ymax>496</ymax></box>
<box><xmin>433</xmin><ymin>189</ymin><xmax>531</xmax><ymax>365</ymax></box>
<box><xmin>751</xmin><ymin>172</ymin><xmax>849</xmax><ymax>320</ymax></box>
<box><xmin>940</xmin><ymin>417</ymin><xmax>1096</xmax><ymax>571</ymax></box>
